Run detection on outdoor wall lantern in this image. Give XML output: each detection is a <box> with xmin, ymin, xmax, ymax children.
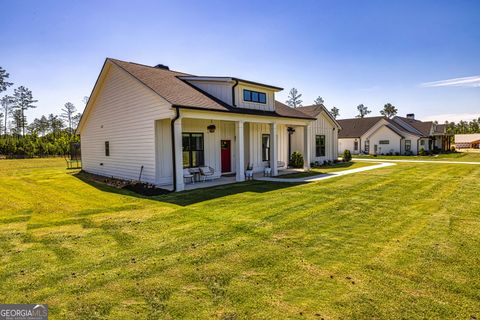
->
<box><xmin>207</xmin><ymin>124</ymin><xmax>216</xmax><ymax>133</ymax></box>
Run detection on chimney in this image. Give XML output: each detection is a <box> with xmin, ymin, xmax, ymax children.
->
<box><xmin>154</xmin><ymin>64</ymin><xmax>169</xmax><ymax>70</ymax></box>
<box><xmin>406</xmin><ymin>113</ymin><xmax>415</xmax><ymax>119</ymax></box>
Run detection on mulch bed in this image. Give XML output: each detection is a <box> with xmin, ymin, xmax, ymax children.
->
<box><xmin>122</xmin><ymin>183</ymin><xmax>170</xmax><ymax>196</ymax></box>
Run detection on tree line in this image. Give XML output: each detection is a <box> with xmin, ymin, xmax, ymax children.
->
<box><xmin>285</xmin><ymin>87</ymin><xmax>480</xmax><ymax>134</ymax></box>
<box><xmin>0</xmin><ymin>66</ymin><xmax>84</xmax><ymax>158</ymax></box>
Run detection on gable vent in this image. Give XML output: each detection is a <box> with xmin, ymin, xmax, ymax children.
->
<box><xmin>154</xmin><ymin>64</ymin><xmax>169</xmax><ymax>70</ymax></box>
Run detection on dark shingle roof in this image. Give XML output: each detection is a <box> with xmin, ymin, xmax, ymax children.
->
<box><xmin>337</xmin><ymin>117</ymin><xmax>385</xmax><ymax>138</ymax></box>
<box><xmin>110</xmin><ymin>58</ymin><xmax>313</xmax><ymax>120</ymax></box>
<box><xmin>393</xmin><ymin>116</ymin><xmax>432</xmax><ymax>136</ymax></box>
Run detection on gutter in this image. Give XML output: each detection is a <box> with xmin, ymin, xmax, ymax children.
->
<box><xmin>170</xmin><ymin>106</ymin><xmax>181</xmax><ymax>191</ymax></box>
<box><xmin>231</xmin><ymin>79</ymin><xmax>239</xmax><ymax>107</ymax></box>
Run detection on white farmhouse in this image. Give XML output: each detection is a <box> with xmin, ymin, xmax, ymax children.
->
<box><xmin>77</xmin><ymin>58</ymin><xmax>340</xmax><ymax>191</ymax></box>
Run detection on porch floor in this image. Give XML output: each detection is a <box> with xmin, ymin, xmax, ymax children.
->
<box><xmin>183</xmin><ymin>175</ymin><xmax>237</xmax><ymax>190</ymax></box>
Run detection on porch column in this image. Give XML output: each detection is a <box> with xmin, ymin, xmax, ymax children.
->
<box><xmin>235</xmin><ymin>120</ymin><xmax>245</xmax><ymax>181</ymax></box>
<box><xmin>173</xmin><ymin>118</ymin><xmax>184</xmax><ymax>191</ymax></box>
<box><xmin>304</xmin><ymin>124</ymin><xmax>311</xmax><ymax>169</ymax></box>
<box><xmin>270</xmin><ymin>122</ymin><xmax>278</xmax><ymax>176</ymax></box>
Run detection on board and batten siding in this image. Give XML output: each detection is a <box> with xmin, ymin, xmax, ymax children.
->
<box><xmin>244</xmin><ymin>122</ymin><xmax>288</xmax><ymax>172</ymax></box>
<box><xmin>234</xmin><ymin>83</ymin><xmax>275</xmax><ymax>112</ymax></box>
<box><xmin>80</xmin><ymin>64</ymin><xmax>174</xmax><ymax>184</ymax></box>
<box><xmin>292</xmin><ymin>112</ymin><xmax>338</xmax><ymax>162</ymax></box>
<box><xmin>185</xmin><ymin>80</ymin><xmax>232</xmax><ymax>105</ymax></box>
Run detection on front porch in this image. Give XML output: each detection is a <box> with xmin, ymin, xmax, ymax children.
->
<box><xmin>155</xmin><ymin>110</ymin><xmax>312</xmax><ymax>191</ymax></box>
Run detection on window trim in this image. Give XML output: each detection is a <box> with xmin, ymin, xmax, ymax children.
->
<box><xmin>354</xmin><ymin>140</ymin><xmax>359</xmax><ymax>151</ymax></box>
<box><xmin>405</xmin><ymin>140</ymin><xmax>412</xmax><ymax>152</ymax></box>
<box><xmin>262</xmin><ymin>134</ymin><xmax>270</xmax><ymax>161</ymax></box>
<box><xmin>182</xmin><ymin>132</ymin><xmax>205</xmax><ymax>168</ymax></box>
<box><xmin>243</xmin><ymin>89</ymin><xmax>267</xmax><ymax>104</ymax></box>
<box><xmin>315</xmin><ymin>135</ymin><xmax>326</xmax><ymax>157</ymax></box>
<box><xmin>379</xmin><ymin>140</ymin><xmax>390</xmax><ymax>145</ymax></box>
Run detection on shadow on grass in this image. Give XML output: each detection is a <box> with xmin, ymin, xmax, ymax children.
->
<box><xmin>73</xmin><ymin>171</ymin><xmax>305</xmax><ymax>206</ymax></box>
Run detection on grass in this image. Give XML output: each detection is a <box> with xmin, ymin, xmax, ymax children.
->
<box><xmin>353</xmin><ymin>152</ymin><xmax>480</xmax><ymax>162</ymax></box>
<box><xmin>0</xmin><ymin>158</ymin><xmax>479</xmax><ymax>319</ymax></box>
<box><xmin>275</xmin><ymin>161</ymin><xmax>376</xmax><ymax>179</ymax></box>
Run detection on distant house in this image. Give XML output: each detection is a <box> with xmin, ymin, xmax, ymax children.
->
<box><xmin>76</xmin><ymin>58</ymin><xmax>340</xmax><ymax>191</ymax></box>
<box><xmin>454</xmin><ymin>134</ymin><xmax>480</xmax><ymax>149</ymax></box>
<box><xmin>337</xmin><ymin>114</ymin><xmax>450</xmax><ymax>155</ymax></box>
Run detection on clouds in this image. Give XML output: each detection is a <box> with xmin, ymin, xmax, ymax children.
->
<box><xmin>420</xmin><ymin>76</ymin><xmax>480</xmax><ymax>88</ymax></box>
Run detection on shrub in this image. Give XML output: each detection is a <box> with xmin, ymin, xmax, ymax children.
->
<box><xmin>343</xmin><ymin>149</ymin><xmax>352</xmax><ymax>162</ymax></box>
<box><xmin>289</xmin><ymin>151</ymin><xmax>304</xmax><ymax>168</ymax></box>
<box><xmin>450</xmin><ymin>146</ymin><xmax>456</xmax><ymax>152</ymax></box>
<box><xmin>419</xmin><ymin>147</ymin><xmax>426</xmax><ymax>156</ymax></box>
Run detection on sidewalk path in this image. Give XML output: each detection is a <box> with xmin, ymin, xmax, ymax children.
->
<box><xmin>257</xmin><ymin>162</ymin><xmax>396</xmax><ymax>183</ymax></box>
<box><xmin>353</xmin><ymin>158</ymin><xmax>480</xmax><ymax>165</ymax></box>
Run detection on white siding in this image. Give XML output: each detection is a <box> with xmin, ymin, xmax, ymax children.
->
<box><xmin>244</xmin><ymin>122</ymin><xmax>288</xmax><ymax>172</ymax></box>
<box><xmin>368</xmin><ymin>126</ymin><xmax>401</xmax><ymax>155</ymax></box>
<box><xmin>80</xmin><ymin>64</ymin><xmax>174</xmax><ymax>184</ymax></box>
<box><xmin>338</xmin><ymin>138</ymin><xmax>359</xmax><ymax>155</ymax></box>
<box><xmin>181</xmin><ymin>119</ymin><xmax>235</xmax><ymax>178</ymax></box>
<box><xmin>234</xmin><ymin>83</ymin><xmax>275</xmax><ymax>112</ymax></box>
<box><xmin>309</xmin><ymin>113</ymin><xmax>338</xmax><ymax>162</ymax></box>
<box><xmin>185</xmin><ymin>80</ymin><xmax>232</xmax><ymax>105</ymax></box>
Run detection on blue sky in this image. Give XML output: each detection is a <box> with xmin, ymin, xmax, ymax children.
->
<box><xmin>1</xmin><ymin>0</ymin><xmax>479</xmax><ymax>122</ymax></box>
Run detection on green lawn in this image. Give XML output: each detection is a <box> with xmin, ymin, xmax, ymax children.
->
<box><xmin>0</xmin><ymin>158</ymin><xmax>479</xmax><ymax>319</ymax></box>
<box><xmin>353</xmin><ymin>152</ymin><xmax>480</xmax><ymax>162</ymax></box>
<box><xmin>275</xmin><ymin>161</ymin><xmax>376</xmax><ymax>179</ymax></box>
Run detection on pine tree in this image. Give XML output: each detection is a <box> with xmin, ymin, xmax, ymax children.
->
<box><xmin>13</xmin><ymin>86</ymin><xmax>37</xmax><ymax>136</ymax></box>
<box><xmin>330</xmin><ymin>107</ymin><xmax>340</xmax><ymax>119</ymax></box>
<box><xmin>379</xmin><ymin>103</ymin><xmax>398</xmax><ymax>118</ymax></box>
<box><xmin>61</xmin><ymin>102</ymin><xmax>77</xmax><ymax>134</ymax></box>
<box><xmin>1</xmin><ymin>95</ymin><xmax>14</xmax><ymax>136</ymax></box>
<box><xmin>356</xmin><ymin>104</ymin><xmax>371</xmax><ymax>118</ymax></box>
<box><xmin>286</xmin><ymin>88</ymin><xmax>303</xmax><ymax>108</ymax></box>
<box><xmin>313</xmin><ymin>96</ymin><xmax>325</xmax><ymax>105</ymax></box>
<box><xmin>0</xmin><ymin>67</ymin><xmax>13</xmax><ymax>93</ymax></box>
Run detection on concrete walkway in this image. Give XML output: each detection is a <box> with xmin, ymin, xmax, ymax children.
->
<box><xmin>257</xmin><ymin>162</ymin><xmax>395</xmax><ymax>183</ymax></box>
<box><xmin>353</xmin><ymin>158</ymin><xmax>480</xmax><ymax>165</ymax></box>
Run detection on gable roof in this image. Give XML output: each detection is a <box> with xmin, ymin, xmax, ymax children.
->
<box><xmin>337</xmin><ymin>116</ymin><xmax>385</xmax><ymax>138</ymax></box>
<box><xmin>109</xmin><ymin>58</ymin><xmax>313</xmax><ymax>120</ymax></box>
<box><xmin>393</xmin><ymin>116</ymin><xmax>432</xmax><ymax>136</ymax></box>
<box><xmin>296</xmin><ymin>104</ymin><xmax>341</xmax><ymax>128</ymax></box>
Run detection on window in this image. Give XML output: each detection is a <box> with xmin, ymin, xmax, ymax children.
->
<box><xmin>354</xmin><ymin>140</ymin><xmax>359</xmax><ymax>151</ymax></box>
<box><xmin>315</xmin><ymin>135</ymin><xmax>326</xmax><ymax>157</ymax></box>
<box><xmin>243</xmin><ymin>89</ymin><xmax>267</xmax><ymax>104</ymax></box>
<box><xmin>379</xmin><ymin>140</ymin><xmax>390</xmax><ymax>145</ymax></box>
<box><xmin>420</xmin><ymin>140</ymin><xmax>425</xmax><ymax>146</ymax></box>
<box><xmin>105</xmin><ymin>141</ymin><xmax>110</xmax><ymax>156</ymax></box>
<box><xmin>365</xmin><ymin>140</ymin><xmax>370</xmax><ymax>153</ymax></box>
<box><xmin>262</xmin><ymin>134</ymin><xmax>270</xmax><ymax>161</ymax></box>
<box><xmin>182</xmin><ymin>133</ymin><xmax>204</xmax><ymax>168</ymax></box>
<box><xmin>405</xmin><ymin>140</ymin><xmax>411</xmax><ymax>152</ymax></box>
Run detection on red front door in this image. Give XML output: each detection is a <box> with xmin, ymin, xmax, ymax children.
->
<box><xmin>221</xmin><ymin>140</ymin><xmax>231</xmax><ymax>173</ymax></box>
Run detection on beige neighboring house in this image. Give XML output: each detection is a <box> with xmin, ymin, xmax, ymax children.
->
<box><xmin>337</xmin><ymin>114</ymin><xmax>450</xmax><ymax>155</ymax></box>
<box><xmin>77</xmin><ymin>58</ymin><xmax>340</xmax><ymax>191</ymax></box>
<box><xmin>454</xmin><ymin>134</ymin><xmax>480</xmax><ymax>149</ymax></box>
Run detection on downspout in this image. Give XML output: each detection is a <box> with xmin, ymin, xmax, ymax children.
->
<box><xmin>170</xmin><ymin>106</ymin><xmax>181</xmax><ymax>192</ymax></box>
<box><xmin>231</xmin><ymin>79</ymin><xmax>239</xmax><ymax>107</ymax></box>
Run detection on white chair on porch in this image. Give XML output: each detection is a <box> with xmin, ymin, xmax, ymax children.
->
<box><xmin>183</xmin><ymin>168</ymin><xmax>194</xmax><ymax>184</ymax></box>
<box><xmin>199</xmin><ymin>166</ymin><xmax>215</xmax><ymax>182</ymax></box>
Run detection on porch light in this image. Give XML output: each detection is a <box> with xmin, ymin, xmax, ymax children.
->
<box><xmin>207</xmin><ymin>124</ymin><xmax>216</xmax><ymax>133</ymax></box>
<box><xmin>287</xmin><ymin>127</ymin><xmax>295</xmax><ymax>134</ymax></box>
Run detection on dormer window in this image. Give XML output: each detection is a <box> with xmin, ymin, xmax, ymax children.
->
<box><xmin>243</xmin><ymin>89</ymin><xmax>266</xmax><ymax>104</ymax></box>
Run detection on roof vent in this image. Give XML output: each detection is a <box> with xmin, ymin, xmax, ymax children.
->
<box><xmin>406</xmin><ymin>113</ymin><xmax>415</xmax><ymax>119</ymax></box>
<box><xmin>154</xmin><ymin>64</ymin><xmax>169</xmax><ymax>70</ymax></box>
